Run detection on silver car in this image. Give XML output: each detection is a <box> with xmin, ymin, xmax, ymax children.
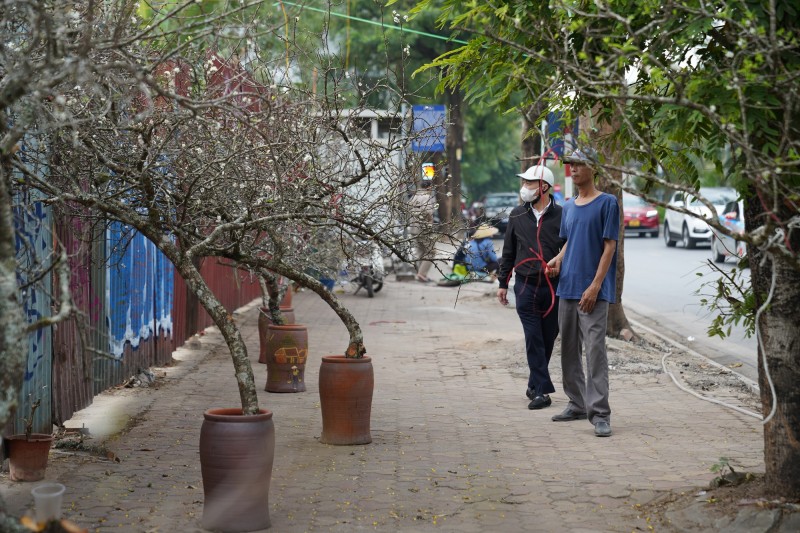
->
<box><xmin>664</xmin><ymin>187</ymin><xmax>738</xmax><ymax>248</ymax></box>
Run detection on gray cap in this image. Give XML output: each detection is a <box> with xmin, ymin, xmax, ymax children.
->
<box><xmin>564</xmin><ymin>148</ymin><xmax>598</xmax><ymax>165</ymax></box>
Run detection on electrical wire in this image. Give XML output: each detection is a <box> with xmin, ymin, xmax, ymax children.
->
<box><xmin>755</xmin><ymin>252</ymin><xmax>779</xmax><ymax>425</ymax></box>
<box><xmin>629</xmin><ymin>317</ymin><xmax>762</xmax><ymax>420</ymax></box>
<box><xmin>274</xmin><ymin>1</ymin><xmax>469</xmax><ymax>45</ymax></box>
<box><xmin>660</xmin><ymin>351</ymin><xmax>762</xmax><ymax>420</ymax></box>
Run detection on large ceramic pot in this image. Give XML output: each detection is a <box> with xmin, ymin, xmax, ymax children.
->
<box><xmin>279</xmin><ymin>306</ymin><xmax>295</xmax><ymax>325</ymax></box>
<box><xmin>319</xmin><ymin>355</ymin><xmax>374</xmax><ymax>445</ymax></box>
<box><xmin>6</xmin><ymin>434</ymin><xmax>54</xmax><ymax>481</ymax></box>
<box><xmin>280</xmin><ymin>288</ymin><xmax>292</xmax><ymax>308</ymax></box>
<box><xmin>200</xmin><ymin>408</ymin><xmax>275</xmax><ymax>532</ymax></box>
<box><xmin>264</xmin><ymin>324</ymin><xmax>308</xmax><ymax>392</ymax></box>
<box><xmin>258</xmin><ymin>307</ymin><xmax>296</xmax><ymax>364</ymax></box>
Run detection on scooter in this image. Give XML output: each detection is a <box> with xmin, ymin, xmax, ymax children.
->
<box><xmin>352</xmin><ymin>242</ymin><xmax>385</xmax><ymax>298</ymax></box>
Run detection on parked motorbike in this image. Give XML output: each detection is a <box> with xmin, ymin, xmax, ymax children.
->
<box><xmin>352</xmin><ymin>241</ymin><xmax>385</xmax><ymax>298</ymax></box>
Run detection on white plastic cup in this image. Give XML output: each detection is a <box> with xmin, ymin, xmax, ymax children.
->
<box><xmin>31</xmin><ymin>483</ymin><xmax>65</xmax><ymax>523</ymax></box>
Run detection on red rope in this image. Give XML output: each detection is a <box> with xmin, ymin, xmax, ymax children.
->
<box><xmin>506</xmin><ymin>148</ymin><xmax>561</xmax><ymax>317</ymax></box>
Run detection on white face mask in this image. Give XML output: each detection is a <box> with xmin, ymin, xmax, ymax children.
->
<box><xmin>520</xmin><ymin>184</ymin><xmax>544</xmax><ymax>203</ymax></box>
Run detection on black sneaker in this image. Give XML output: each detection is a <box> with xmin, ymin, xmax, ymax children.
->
<box><xmin>526</xmin><ymin>387</ymin><xmax>535</xmax><ymax>400</ymax></box>
<box><xmin>528</xmin><ymin>395</ymin><xmax>552</xmax><ymax>410</ymax></box>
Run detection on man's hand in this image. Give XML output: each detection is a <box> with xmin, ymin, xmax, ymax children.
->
<box><xmin>497</xmin><ymin>288</ymin><xmax>508</xmax><ymax>306</ymax></box>
<box><xmin>579</xmin><ymin>283</ymin><xmax>601</xmax><ymax>313</ymax></box>
<box><xmin>546</xmin><ymin>257</ymin><xmax>561</xmax><ymax>278</ymax></box>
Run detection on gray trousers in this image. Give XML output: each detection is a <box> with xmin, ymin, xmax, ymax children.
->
<box><xmin>558</xmin><ymin>299</ymin><xmax>610</xmax><ymax>424</ymax></box>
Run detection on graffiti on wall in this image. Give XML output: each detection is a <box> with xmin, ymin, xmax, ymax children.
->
<box><xmin>106</xmin><ymin>223</ymin><xmax>173</xmax><ymax>358</ymax></box>
<box><xmin>14</xmin><ymin>195</ymin><xmax>53</xmax><ymax>383</ymax></box>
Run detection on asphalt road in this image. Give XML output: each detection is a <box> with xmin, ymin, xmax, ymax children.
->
<box><xmin>621</xmin><ymin>231</ymin><xmax>758</xmax><ymax>381</ymax></box>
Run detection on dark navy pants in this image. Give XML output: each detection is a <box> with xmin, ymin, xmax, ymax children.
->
<box><xmin>514</xmin><ymin>276</ymin><xmax>559</xmax><ymax>396</ymax></box>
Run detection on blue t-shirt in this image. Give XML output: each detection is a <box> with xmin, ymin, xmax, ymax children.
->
<box><xmin>464</xmin><ymin>238</ymin><xmax>498</xmax><ymax>272</ymax></box>
<box><xmin>557</xmin><ymin>193</ymin><xmax>619</xmax><ymax>303</ymax></box>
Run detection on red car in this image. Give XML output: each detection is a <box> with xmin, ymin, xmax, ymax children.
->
<box><xmin>622</xmin><ymin>192</ymin><xmax>659</xmax><ymax>238</ymax></box>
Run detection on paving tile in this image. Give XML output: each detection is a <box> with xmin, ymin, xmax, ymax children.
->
<box><xmin>0</xmin><ymin>282</ymin><xmax>766</xmax><ymax>531</ymax></box>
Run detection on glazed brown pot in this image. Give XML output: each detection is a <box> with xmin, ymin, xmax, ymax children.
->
<box><xmin>264</xmin><ymin>324</ymin><xmax>308</xmax><ymax>392</ymax></box>
<box><xmin>6</xmin><ymin>434</ymin><xmax>53</xmax><ymax>482</ymax></box>
<box><xmin>258</xmin><ymin>307</ymin><xmax>296</xmax><ymax>364</ymax></box>
<box><xmin>319</xmin><ymin>355</ymin><xmax>374</xmax><ymax>445</ymax></box>
<box><xmin>200</xmin><ymin>408</ymin><xmax>274</xmax><ymax>532</ymax></box>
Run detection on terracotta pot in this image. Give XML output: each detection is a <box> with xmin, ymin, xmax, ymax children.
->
<box><xmin>279</xmin><ymin>306</ymin><xmax>295</xmax><ymax>325</ymax></box>
<box><xmin>319</xmin><ymin>355</ymin><xmax>373</xmax><ymax>445</ymax></box>
<box><xmin>264</xmin><ymin>324</ymin><xmax>308</xmax><ymax>393</ymax></box>
<box><xmin>258</xmin><ymin>307</ymin><xmax>296</xmax><ymax>364</ymax></box>
<box><xmin>280</xmin><ymin>288</ymin><xmax>292</xmax><ymax>308</ymax></box>
<box><xmin>257</xmin><ymin>308</ymin><xmax>273</xmax><ymax>365</ymax></box>
<box><xmin>6</xmin><ymin>434</ymin><xmax>53</xmax><ymax>482</ymax></box>
<box><xmin>200</xmin><ymin>408</ymin><xmax>274</xmax><ymax>532</ymax></box>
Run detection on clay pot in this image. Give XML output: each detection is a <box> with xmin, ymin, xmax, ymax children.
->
<box><xmin>264</xmin><ymin>324</ymin><xmax>308</xmax><ymax>392</ymax></box>
<box><xmin>6</xmin><ymin>434</ymin><xmax>53</xmax><ymax>482</ymax></box>
<box><xmin>319</xmin><ymin>356</ymin><xmax>374</xmax><ymax>445</ymax></box>
<box><xmin>258</xmin><ymin>307</ymin><xmax>296</xmax><ymax>364</ymax></box>
<box><xmin>280</xmin><ymin>288</ymin><xmax>292</xmax><ymax>308</ymax></box>
<box><xmin>200</xmin><ymin>408</ymin><xmax>274</xmax><ymax>532</ymax></box>
<box><xmin>279</xmin><ymin>306</ymin><xmax>295</xmax><ymax>325</ymax></box>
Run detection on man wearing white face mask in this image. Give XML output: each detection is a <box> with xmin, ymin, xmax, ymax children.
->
<box><xmin>497</xmin><ymin>164</ymin><xmax>565</xmax><ymax>410</ymax></box>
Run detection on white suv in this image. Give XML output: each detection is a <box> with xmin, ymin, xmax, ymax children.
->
<box><xmin>664</xmin><ymin>187</ymin><xmax>738</xmax><ymax>249</ymax></box>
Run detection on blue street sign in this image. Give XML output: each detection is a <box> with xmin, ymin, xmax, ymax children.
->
<box><xmin>545</xmin><ymin>111</ymin><xmax>580</xmax><ymax>159</ymax></box>
<box><xmin>412</xmin><ymin>104</ymin><xmax>446</xmax><ymax>153</ymax></box>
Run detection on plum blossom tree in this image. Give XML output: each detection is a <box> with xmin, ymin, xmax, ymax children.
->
<box><xmin>1</xmin><ymin>0</ymin><xmax>457</xmax><ymax>431</ymax></box>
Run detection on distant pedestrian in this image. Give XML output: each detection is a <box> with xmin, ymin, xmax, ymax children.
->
<box><xmin>459</xmin><ymin>223</ymin><xmax>500</xmax><ymax>278</ymax></box>
<box><xmin>410</xmin><ymin>176</ymin><xmax>436</xmax><ymax>282</ymax></box>
<box><xmin>547</xmin><ymin>149</ymin><xmax>619</xmax><ymax>437</ymax></box>
<box><xmin>497</xmin><ymin>164</ymin><xmax>564</xmax><ymax>410</ymax></box>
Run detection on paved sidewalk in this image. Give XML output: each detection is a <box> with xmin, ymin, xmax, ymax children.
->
<box><xmin>1</xmin><ymin>277</ymin><xmax>764</xmax><ymax>531</ymax></box>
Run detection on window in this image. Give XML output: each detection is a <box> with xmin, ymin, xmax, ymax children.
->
<box><xmin>377</xmin><ymin>118</ymin><xmax>402</xmax><ymax>139</ymax></box>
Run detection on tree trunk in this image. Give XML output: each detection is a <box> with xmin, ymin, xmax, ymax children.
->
<box><xmin>446</xmin><ymin>87</ymin><xmax>465</xmax><ymax>223</ymax></box>
<box><xmin>258</xmin><ymin>269</ymin><xmax>287</xmax><ymax>325</ymax></box>
<box><xmin>268</xmin><ymin>263</ymin><xmax>366</xmax><ymax>358</ymax></box>
<box><xmin>747</xmin><ymin>195</ymin><xmax>800</xmax><ymax>498</ymax></box>
<box><xmin>173</xmin><ymin>253</ymin><xmax>260</xmax><ymax>415</ymax></box>
<box><xmin>0</xmin><ymin>157</ymin><xmax>28</xmax><ymax>430</ymax></box>
<box><xmin>521</xmin><ymin>105</ymin><xmax>543</xmax><ymax>172</ymax></box>
<box><xmin>430</xmin><ymin>151</ymin><xmax>448</xmax><ymax>226</ymax></box>
<box><xmin>591</xmin><ymin>114</ymin><xmax>633</xmax><ymax>337</ymax></box>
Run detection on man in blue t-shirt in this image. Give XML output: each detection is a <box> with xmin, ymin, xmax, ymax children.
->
<box><xmin>546</xmin><ymin>148</ymin><xmax>619</xmax><ymax>437</ymax></box>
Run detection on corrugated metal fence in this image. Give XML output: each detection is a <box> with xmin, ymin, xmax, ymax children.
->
<box><xmin>9</xmin><ymin>206</ymin><xmax>261</xmax><ymax>435</ymax></box>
